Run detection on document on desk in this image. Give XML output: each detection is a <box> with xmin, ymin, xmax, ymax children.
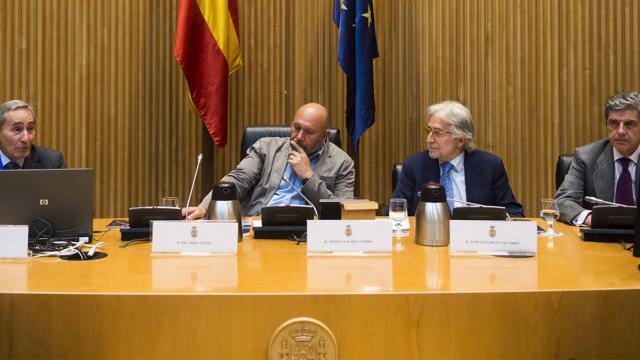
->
<box><xmin>306</xmin><ymin>219</ymin><xmax>392</xmax><ymax>255</ymax></box>
<box><xmin>449</xmin><ymin>220</ymin><xmax>537</xmax><ymax>256</ymax></box>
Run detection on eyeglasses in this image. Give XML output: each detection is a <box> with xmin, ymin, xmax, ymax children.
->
<box><xmin>606</xmin><ymin>119</ymin><xmax>640</xmax><ymax>131</ymax></box>
<box><xmin>425</xmin><ymin>126</ymin><xmax>452</xmax><ymax>139</ymax></box>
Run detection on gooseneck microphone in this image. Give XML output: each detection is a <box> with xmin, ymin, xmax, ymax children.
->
<box><xmin>585</xmin><ymin>196</ymin><xmax>635</xmax><ymax>208</ymax></box>
<box><xmin>184</xmin><ymin>153</ymin><xmax>203</xmax><ymax>222</ymax></box>
<box><xmin>282</xmin><ymin>176</ymin><xmax>319</xmax><ymax>218</ymax></box>
<box><xmin>447</xmin><ymin>198</ymin><xmax>505</xmax><ymax>209</ymax></box>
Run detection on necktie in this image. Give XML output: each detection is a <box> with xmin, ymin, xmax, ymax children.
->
<box><xmin>440</xmin><ymin>161</ymin><xmax>455</xmax><ymax>211</ymax></box>
<box><xmin>3</xmin><ymin>161</ymin><xmax>20</xmax><ymax>170</ymax></box>
<box><xmin>615</xmin><ymin>157</ymin><xmax>635</xmax><ymax>206</ymax></box>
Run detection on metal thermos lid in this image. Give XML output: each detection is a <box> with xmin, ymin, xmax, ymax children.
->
<box><xmin>419</xmin><ymin>182</ymin><xmax>446</xmax><ymax>202</ymax></box>
<box><xmin>211</xmin><ymin>182</ymin><xmax>239</xmax><ymax>201</ymax></box>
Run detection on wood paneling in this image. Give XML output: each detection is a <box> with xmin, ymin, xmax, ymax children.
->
<box><xmin>1</xmin><ymin>0</ymin><xmax>639</xmax><ymax>217</ymax></box>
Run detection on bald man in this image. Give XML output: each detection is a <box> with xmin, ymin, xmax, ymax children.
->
<box><xmin>186</xmin><ymin>103</ymin><xmax>355</xmax><ymax>218</ymax></box>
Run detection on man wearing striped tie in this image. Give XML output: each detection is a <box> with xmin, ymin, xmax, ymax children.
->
<box><xmin>0</xmin><ymin>100</ymin><xmax>65</xmax><ymax>170</ymax></box>
<box><xmin>391</xmin><ymin>100</ymin><xmax>523</xmax><ymax>217</ymax></box>
<box><xmin>555</xmin><ymin>91</ymin><xmax>640</xmax><ymax>226</ymax></box>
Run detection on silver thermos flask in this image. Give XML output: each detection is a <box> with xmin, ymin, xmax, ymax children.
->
<box><xmin>415</xmin><ymin>182</ymin><xmax>450</xmax><ymax>246</ymax></box>
<box><xmin>207</xmin><ymin>182</ymin><xmax>242</xmax><ymax>241</ymax></box>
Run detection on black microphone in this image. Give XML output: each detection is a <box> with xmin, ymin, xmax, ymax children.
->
<box><xmin>585</xmin><ymin>196</ymin><xmax>635</xmax><ymax>208</ymax></box>
<box><xmin>281</xmin><ymin>176</ymin><xmax>319</xmax><ymax>218</ymax></box>
<box><xmin>184</xmin><ymin>153</ymin><xmax>203</xmax><ymax>222</ymax></box>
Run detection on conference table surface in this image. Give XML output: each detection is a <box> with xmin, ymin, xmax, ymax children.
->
<box><xmin>2</xmin><ymin>218</ymin><xmax>639</xmax><ymax>295</ymax></box>
<box><xmin>2</xmin><ymin>218</ymin><xmax>640</xmax><ymax>359</ymax></box>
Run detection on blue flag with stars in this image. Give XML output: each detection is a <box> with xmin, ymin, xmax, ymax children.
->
<box><xmin>333</xmin><ymin>0</ymin><xmax>379</xmax><ymax>152</ymax></box>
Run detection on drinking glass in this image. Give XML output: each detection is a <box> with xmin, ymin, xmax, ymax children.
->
<box><xmin>389</xmin><ymin>198</ymin><xmax>409</xmax><ymax>238</ymax></box>
<box><xmin>540</xmin><ymin>198</ymin><xmax>562</xmax><ymax>237</ymax></box>
<box><xmin>161</xmin><ymin>196</ymin><xmax>180</xmax><ymax>208</ymax></box>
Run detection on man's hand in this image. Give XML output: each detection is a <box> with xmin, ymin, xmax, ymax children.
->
<box><xmin>182</xmin><ymin>206</ymin><xmax>207</xmax><ymax>220</ymax></box>
<box><xmin>584</xmin><ymin>214</ymin><xmax>592</xmax><ymax>227</ymax></box>
<box><xmin>288</xmin><ymin>141</ymin><xmax>313</xmax><ymax>179</ymax></box>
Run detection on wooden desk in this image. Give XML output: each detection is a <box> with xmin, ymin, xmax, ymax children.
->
<box><xmin>1</xmin><ymin>219</ymin><xmax>640</xmax><ymax>358</ymax></box>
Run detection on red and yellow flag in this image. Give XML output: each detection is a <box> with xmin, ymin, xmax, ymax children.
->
<box><xmin>175</xmin><ymin>0</ymin><xmax>243</xmax><ymax>147</ymax></box>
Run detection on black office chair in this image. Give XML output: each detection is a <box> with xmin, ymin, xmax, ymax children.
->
<box><xmin>555</xmin><ymin>153</ymin><xmax>575</xmax><ymax>190</ymax></box>
<box><xmin>240</xmin><ymin>125</ymin><xmax>342</xmax><ymax>159</ymax></box>
<box><xmin>391</xmin><ymin>163</ymin><xmax>403</xmax><ymax>192</ymax></box>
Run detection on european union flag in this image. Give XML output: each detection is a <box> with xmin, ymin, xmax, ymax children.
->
<box><xmin>333</xmin><ymin>0</ymin><xmax>379</xmax><ymax>152</ymax></box>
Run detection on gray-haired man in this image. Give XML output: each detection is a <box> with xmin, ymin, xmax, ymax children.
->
<box><xmin>555</xmin><ymin>91</ymin><xmax>640</xmax><ymax>226</ymax></box>
<box><xmin>0</xmin><ymin>100</ymin><xmax>65</xmax><ymax>170</ymax></box>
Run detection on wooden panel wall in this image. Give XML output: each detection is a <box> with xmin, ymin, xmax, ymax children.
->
<box><xmin>2</xmin><ymin>0</ymin><xmax>639</xmax><ymax>217</ymax></box>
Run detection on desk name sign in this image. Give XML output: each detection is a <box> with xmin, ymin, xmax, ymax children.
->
<box><xmin>449</xmin><ymin>220</ymin><xmax>537</xmax><ymax>256</ymax></box>
<box><xmin>307</xmin><ymin>220</ymin><xmax>392</xmax><ymax>255</ymax></box>
<box><xmin>151</xmin><ymin>220</ymin><xmax>237</xmax><ymax>255</ymax></box>
<box><xmin>0</xmin><ymin>225</ymin><xmax>28</xmax><ymax>259</ymax></box>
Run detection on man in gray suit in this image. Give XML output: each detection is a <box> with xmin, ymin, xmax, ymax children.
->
<box><xmin>555</xmin><ymin>91</ymin><xmax>640</xmax><ymax>226</ymax></box>
<box><xmin>0</xmin><ymin>100</ymin><xmax>65</xmax><ymax>170</ymax></box>
<box><xmin>185</xmin><ymin>103</ymin><xmax>355</xmax><ymax>218</ymax></box>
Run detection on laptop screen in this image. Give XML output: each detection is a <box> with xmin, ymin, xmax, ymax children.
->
<box><xmin>0</xmin><ymin>168</ymin><xmax>93</xmax><ymax>238</ymax></box>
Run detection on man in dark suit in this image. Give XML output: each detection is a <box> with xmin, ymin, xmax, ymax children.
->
<box><xmin>555</xmin><ymin>91</ymin><xmax>639</xmax><ymax>226</ymax></box>
<box><xmin>391</xmin><ymin>100</ymin><xmax>524</xmax><ymax>217</ymax></box>
<box><xmin>0</xmin><ymin>100</ymin><xmax>65</xmax><ymax>170</ymax></box>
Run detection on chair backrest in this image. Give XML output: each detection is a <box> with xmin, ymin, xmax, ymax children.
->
<box><xmin>392</xmin><ymin>163</ymin><xmax>403</xmax><ymax>192</ymax></box>
<box><xmin>555</xmin><ymin>153</ymin><xmax>575</xmax><ymax>190</ymax></box>
<box><xmin>240</xmin><ymin>125</ymin><xmax>342</xmax><ymax>159</ymax></box>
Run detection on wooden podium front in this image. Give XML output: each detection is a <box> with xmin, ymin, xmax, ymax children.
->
<box><xmin>1</xmin><ymin>219</ymin><xmax>640</xmax><ymax>358</ymax></box>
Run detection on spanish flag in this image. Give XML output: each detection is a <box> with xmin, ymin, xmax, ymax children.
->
<box><xmin>175</xmin><ymin>0</ymin><xmax>243</xmax><ymax>147</ymax></box>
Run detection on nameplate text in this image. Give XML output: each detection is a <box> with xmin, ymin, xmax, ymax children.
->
<box><xmin>151</xmin><ymin>220</ymin><xmax>237</xmax><ymax>255</ymax></box>
<box><xmin>307</xmin><ymin>220</ymin><xmax>392</xmax><ymax>255</ymax></box>
<box><xmin>449</xmin><ymin>220</ymin><xmax>537</xmax><ymax>256</ymax></box>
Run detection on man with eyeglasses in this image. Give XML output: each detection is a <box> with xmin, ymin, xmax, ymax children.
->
<box><xmin>555</xmin><ymin>91</ymin><xmax>640</xmax><ymax>226</ymax></box>
<box><xmin>0</xmin><ymin>100</ymin><xmax>65</xmax><ymax>170</ymax></box>
<box><xmin>391</xmin><ymin>100</ymin><xmax>523</xmax><ymax>216</ymax></box>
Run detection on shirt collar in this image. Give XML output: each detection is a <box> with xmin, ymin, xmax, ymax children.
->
<box><xmin>613</xmin><ymin>144</ymin><xmax>640</xmax><ymax>165</ymax></box>
<box><xmin>0</xmin><ymin>150</ymin><xmax>24</xmax><ymax>167</ymax></box>
<box><xmin>440</xmin><ymin>151</ymin><xmax>465</xmax><ymax>172</ymax></box>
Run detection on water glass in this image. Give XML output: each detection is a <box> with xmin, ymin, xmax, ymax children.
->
<box><xmin>540</xmin><ymin>198</ymin><xmax>562</xmax><ymax>237</ymax></box>
<box><xmin>161</xmin><ymin>196</ymin><xmax>180</xmax><ymax>208</ymax></box>
<box><xmin>389</xmin><ymin>198</ymin><xmax>409</xmax><ymax>237</ymax></box>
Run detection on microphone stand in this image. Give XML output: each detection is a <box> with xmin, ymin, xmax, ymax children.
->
<box><xmin>282</xmin><ymin>176</ymin><xmax>319</xmax><ymax>218</ymax></box>
<box><xmin>184</xmin><ymin>153</ymin><xmax>203</xmax><ymax>222</ymax></box>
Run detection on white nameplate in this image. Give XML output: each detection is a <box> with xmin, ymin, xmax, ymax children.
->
<box><xmin>0</xmin><ymin>225</ymin><xmax>28</xmax><ymax>259</ymax></box>
<box><xmin>151</xmin><ymin>220</ymin><xmax>237</xmax><ymax>255</ymax></box>
<box><xmin>307</xmin><ymin>220</ymin><xmax>392</xmax><ymax>255</ymax></box>
<box><xmin>449</xmin><ymin>220</ymin><xmax>537</xmax><ymax>256</ymax></box>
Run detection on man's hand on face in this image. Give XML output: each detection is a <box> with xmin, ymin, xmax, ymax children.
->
<box><xmin>288</xmin><ymin>141</ymin><xmax>313</xmax><ymax>180</ymax></box>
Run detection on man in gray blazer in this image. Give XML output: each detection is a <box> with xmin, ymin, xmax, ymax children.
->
<box><xmin>185</xmin><ymin>103</ymin><xmax>355</xmax><ymax>218</ymax></box>
<box><xmin>555</xmin><ymin>91</ymin><xmax>640</xmax><ymax>226</ymax></box>
<box><xmin>0</xmin><ymin>100</ymin><xmax>65</xmax><ymax>170</ymax></box>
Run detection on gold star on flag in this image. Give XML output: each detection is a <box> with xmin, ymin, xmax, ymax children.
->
<box><xmin>340</xmin><ymin>0</ymin><xmax>348</xmax><ymax>10</ymax></box>
<box><xmin>361</xmin><ymin>4</ymin><xmax>372</xmax><ymax>27</ymax></box>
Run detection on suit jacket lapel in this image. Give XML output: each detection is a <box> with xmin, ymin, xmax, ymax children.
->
<box><xmin>462</xmin><ymin>151</ymin><xmax>479</xmax><ymax>202</ymax></box>
<box><xmin>270</xmin><ymin>142</ymin><xmax>289</xmax><ymax>189</ymax></box>
<box><xmin>593</xmin><ymin>143</ymin><xmax>614</xmax><ymax>201</ymax></box>
<box><xmin>21</xmin><ymin>148</ymin><xmax>43</xmax><ymax>169</ymax></box>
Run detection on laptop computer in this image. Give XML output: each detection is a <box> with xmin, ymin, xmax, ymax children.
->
<box><xmin>0</xmin><ymin>168</ymin><xmax>93</xmax><ymax>239</ymax></box>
